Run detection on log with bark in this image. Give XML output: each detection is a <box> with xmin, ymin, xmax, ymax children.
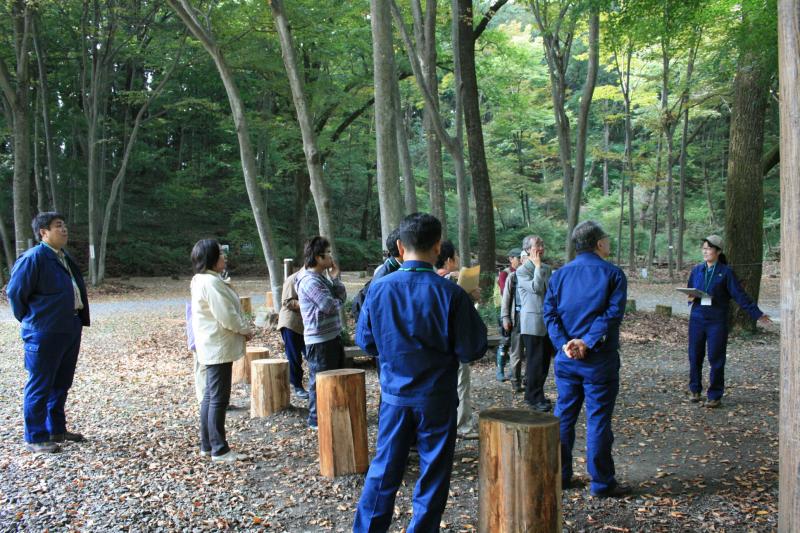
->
<box><xmin>316</xmin><ymin>369</ymin><xmax>368</xmax><ymax>478</ymax></box>
<box><xmin>232</xmin><ymin>346</ymin><xmax>269</xmax><ymax>385</ymax></box>
<box><xmin>250</xmin><ymin>359</ymin><xmax>290</xmax><ymax>417</ymax></box>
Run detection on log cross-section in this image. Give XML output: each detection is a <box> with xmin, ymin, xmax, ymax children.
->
<box><xmin>316</xmin><ymin>369</ymin><xmax>369</xmax><ymax>478</ymax></box>
<box><xmin>232</xmin><ymin>346</ymin><xmax>269</xmax><ymax>385</ymax></box>
<box><xmin>478</xmin><ymin>408</ymin><xmax>561</xmax><ymax>532</ymax></box>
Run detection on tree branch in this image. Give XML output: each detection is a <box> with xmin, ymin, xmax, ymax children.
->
<box><xmin>473</xmin><ymin>0</ymin><xmax>509</xmax><ymax>41</ymax></box>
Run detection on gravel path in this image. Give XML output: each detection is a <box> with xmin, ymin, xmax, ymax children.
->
<box><xmin>0</xmin><ymin>276</ymin><xmax>780</xmax><ymax>531</ymax></box>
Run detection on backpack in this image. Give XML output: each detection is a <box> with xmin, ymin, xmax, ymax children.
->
<box><xmin>350</xmin><ymin>279</ymin><xmax>372</xmax><ymax>322</ymax></box>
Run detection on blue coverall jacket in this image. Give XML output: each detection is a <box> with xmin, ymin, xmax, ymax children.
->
<box><xmin>686</xmin><ymin>262</ymin><xmax>763</xmax><ymax>400</ymax></box>
<box><xmin>353</xmin><ymin>260</ymin><xmax>487</xmax><ymax>532</ymax></box>
<box><xmin>543</xmin><ymin>251</ymin><xmax>627</xmax><ymax>494</ymax></box>
<box><xmin>7</xmin><ymin>243</ymin><xmax>89</xmax><ymax>443</ymax></box>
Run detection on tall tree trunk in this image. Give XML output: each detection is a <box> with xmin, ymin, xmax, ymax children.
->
<box><xmin>702</xmin><ymin>133</ymin><xmax>718</xmax><ymax>227</ymax></box>
<box><xmin>457</xmin><ymin>0</ymin><xmax>495</xmax><ymax>279</ymax></box>
<box><xmin>31</xmin><ymin>15</ymin><xmax>59</xmax><ymax>212</ymax></box>
<box><xmin>616</xmin><ymin>174</ymin><xmax>624</xmax><ymax>264</ymax></box>
<box><xmin>602</xmin><ymin>121</ymin><xmax>609</xmax><ymax>196</ymax></box>
<box><xmin>647</xmin><ymin>133</ymin><xmax>664</xmax><ymax>268</ymax></box>
<box><xmin>0</xmin><ymin>0</ymin><xmax>34</xmax><ymax>256</ymax></box>
<box><xmin>452</xmin><ymin>0</ymin><xmax>470</xmax><ymax>265</ymax></box>
<box><xmin>661</xmin><ymin>42</ymin><xmax>676</xmax><ymax>280</ymax></box>
<box><xmin>412</xmin><ymin>0</ymin><xmax>446</xmax><ymax>233</ymax></box>
<box><xmin>676</xmin><ymin>39</ymin><xmax>699</xmax><ymax>271</ymax></box>
<box><xmin>295</xmin><ymin>169</ymin><xmax>310</xmax><ymax>259</ymax></box>
<box><xmin>169</xmin><ymin>0</ymin><xmax>282</xmax><ymax>310</ymax></box>
<box><xmin>393</xmin><ymin>75</ymin><xmax>417</xmax><ymax>214</ymax></box>
<box><xmin>0</xmin><ymin>214</ymin><xmax>15</xmax><ymax>271</ymax></box>
<box><xmin>628</xmin><ymin>181</ymin><xmax>635</xmax><ymax>269</ymax></box>
<box><xmin>565</xmin><ymin>8</ymin><xmax>599</xmax><ymax>259</ymax></box>
<box><xmin>32</xmin><ymin>95</ymin><xmax>46</xmax><ymax>213</ymax></box>
<box><xmin>270</xmin><ymin>0</ymin><xmax>343</xmax><ymax>252</ymax></box>
<box><xmin>778</xmin><ymin>1</ymin><xmax>800</xmax><ymax>528</ymax></box>
<box><xmin>725</xmin><ymin>53</ymin><xmax>769</xmax><ymax>331</ymax></box>
<box><xmin>360</xmin><ymin>172</ymin><xmax>373</xmax><ymax>241</ymax></box>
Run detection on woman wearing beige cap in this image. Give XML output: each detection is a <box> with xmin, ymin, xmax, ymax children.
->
<box><xmin>685</xmin><ymin>235</ymin><xmax>771</xmax><ymax>408</ymax></box>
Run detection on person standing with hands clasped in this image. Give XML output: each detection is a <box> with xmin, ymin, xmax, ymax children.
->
<box><xmin>295</xmin><ymin>237</ymin><xmax>347</xmax><ymax>430</ymax></box>
<box><xmin>353</xmin><ymin>213</ymin><xmax>487</xmax><ymax>532</ymax></box>
<box><xmin>543</xmin><ymin>221</ymin><xmax>631</xmax><ymax>497</ymax></box>
<box><xmin>686</xmin><ymin>235</ymin><xmax>771</xmax><ymax>408</ymax></box>
<box><xmin>191</xmin><ymin>239</ymin><xmax>254</xmax><ymax>462</ymax></box>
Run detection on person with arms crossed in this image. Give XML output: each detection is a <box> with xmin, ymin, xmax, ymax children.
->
<box><xmin>7</xmin><ymin>212</ymin><xmax>90</xmax><ymax>454</ymax></box>
<box><xmin>543</xmin><ymin>220</ymin><xmax>631</xmax><ymax>497</ymax></box>
<box><xmin>353</xmin><ymin>213</ymin><xmax>487</xmax><ymax>532</ymax></box>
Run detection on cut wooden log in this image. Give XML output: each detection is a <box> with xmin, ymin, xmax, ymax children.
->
<box><xmin>232</xmin><ymin>346</ymin><xmax>269</xmax><ymax>385</ymax></box>
<box><xmin>655</xmin><ymin>304</ymin><xmax>672</xmax><ymax>317</ymax></box>
<box><xmin>479</xmin><ymin>408</ymin><xmax>561</xmax><ymax>533</ymax></box>
<box><xmin>250</xmin><ymin>359</ymin><xmax>290</xmax><ymax>417</ymax></box>
<box><xmin>265</xmin><ymin>291</ymin><xmax>274</xmax><ymax>310</ymax></box>
<box><xmin>239</xmin><ymin>296</ymin><xmax>253</xmax><ymax>315</ymax></box>
<box><xmin>316</xmin><ymin>369</ymin><xmax>369</xmax><ymax>478</ymax></box>
<box><xmin>625</xmin><ymin>299</ymin><xmax>637</xmax><ymax>313</ymax></box>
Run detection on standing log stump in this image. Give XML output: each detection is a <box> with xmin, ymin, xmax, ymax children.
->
<box><xmin>655</xmin><ymin>304</ymin><xmax>673</xmax><ymax>317</ymax></box>
<box><xmin>479</xmin><ymin>408</ymin><xmax>561</xmax><ymax>533</ymax></box>
<box><xmin>316</xmin><ymin>369</ymin><xmax>368</xmax><ymax>478</ymax></box>
<box><xmin>239</xmin><ymin>296</ymin><xmax>253</xmax><ymax>315</ymax></box>
<box><xmin>251</xmin><ymin>359</ymin><xmax>290</xmax><ymax>417</ymax></box>
<box><xmin>625</xmin><ymin>299</ymin><xmax>637</xmax><ymax>313</ymax></box>
<box><xmin>265</xmin><ymin>291</ymin><xmax>274</xmax><ymax>311</ymax></box>
<box><xmin>232</xmin><ymin>346</ymin><xmax>269</xmax><ymax>385</ymax></box>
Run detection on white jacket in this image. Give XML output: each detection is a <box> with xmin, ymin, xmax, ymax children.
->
<box><xmin>190</xmin><ymin>272</ymin><xmax>253</xmax><ymax>365</ymax></box>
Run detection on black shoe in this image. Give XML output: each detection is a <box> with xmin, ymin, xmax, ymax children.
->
<box><xmin>531</xmin><ymin>402</ymin><xmax>552</xmax><ymax>412</ymax></box>
<box><xmin>50</xmin><ymin>431</ymin><xmax>85</xmax><ymax>443</ymax></box>
<box><xmin>562</xmin><ymin>477</ymin><xmax>586</xmax><ymax>490</ymax></box>
<box><xmin>591</xmin><ymin>483</ymin><xmax>632</xmax><ymax>498</ymax></box>
<box><xmin>689</xmin><ymin>391</ymin><xmax>702</xmax><ymax>403</ymax></box>
<box><xmin>27</xmin><ymin>441</ymin><xmax>61</xmax><ymax>453</ymax></box>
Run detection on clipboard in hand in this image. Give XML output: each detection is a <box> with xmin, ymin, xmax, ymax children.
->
<box><xmin>675</xmin><ymin>287</ymin><xmax>711</xmax><ymax>299</ymax></box>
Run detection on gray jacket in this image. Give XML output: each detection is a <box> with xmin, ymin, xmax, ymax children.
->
<box><xmin>501</xmin><ymin>259</ymin><xmax>552</xmax><ymax>336</ymax></box>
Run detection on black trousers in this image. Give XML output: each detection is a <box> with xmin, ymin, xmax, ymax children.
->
<box><xmin>306</xmin><ymin>337</ymin><xmax>345</xmax><ymax>426</ymax></box>
<box><xmin>522</xmin><ymin>334</ymin><xmax>553</xmax><ymax>406</ymax></box>
<box><xmin>200</xmin><ymin>362</ymin><xmax>232</xmax><ymax>456</ymax></box>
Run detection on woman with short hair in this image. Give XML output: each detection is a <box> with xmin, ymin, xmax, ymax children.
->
<box><xmin>190</xmin><ymin>239</ymin><xmax>253</xmax><ymax>461</ymax></box>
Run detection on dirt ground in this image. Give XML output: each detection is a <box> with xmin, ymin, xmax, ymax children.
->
<box><xmin>0</xmin><ymin>272</ymin><xmax>781</xmax><ymax>532</ymax></box>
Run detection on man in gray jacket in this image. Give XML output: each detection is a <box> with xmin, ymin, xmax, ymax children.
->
<box><xmin>503</xmin><ymin>235</ymin><xmax>554</xmax><ymax>411</ymax></box>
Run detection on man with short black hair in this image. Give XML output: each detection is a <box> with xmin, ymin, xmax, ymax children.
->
<box><xmin>7</xmin><ymin>212</ymin><xmax>90</xmax><ymax>453</ymax></box>
<box><xmin>295</xmin><ymin>236</ymin><xmax>347</xmax><ymax>429</ymax></box>
<box><xmin>372</xmin><ymin>227</ymin><xmax>403</xmax><ymax>281</ymax></box>
<box><xmin>353</xmin><ymin>213</ymin><xmax>487</xmax><ymax>532</ymax></box>
<box><xmin>543</xmin><ymin>220</ymin><xmax>630</xmax><ymax>497</ymax></box>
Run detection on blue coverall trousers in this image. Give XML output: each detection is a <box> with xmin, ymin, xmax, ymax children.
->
<box><xmin>688</xmin><ymin>318</ymin><xmax>728</xmax><ymax>401</ymax></box>
<box><xmin>280</xmin><ymin>327</ymin><xmax>306</xmax><ymax>392</ymax></box>
<box><xmin>554</xmin><ymin>360</ymin><xmax>619</xmax><ymax>494</ymax></box>
<box><xmin>353</xmin><ymin>401</ymin><xmax>457</xmax><ymax>533</ymax></box>
<box><xmin>22</xmin><ymin>316</ymin><xmax>83</xmax><ymax>443</ymax></box>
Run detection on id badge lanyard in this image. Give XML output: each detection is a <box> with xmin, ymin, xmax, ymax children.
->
<box><xmin>701</xmin><ymin>264</ymin><xmax>716</xmax><ymax>306</ymax></box>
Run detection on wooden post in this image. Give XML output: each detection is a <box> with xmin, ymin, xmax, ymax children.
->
<box><xmin>239</xmin><ymin>296</ymin><xmax>253</xmax><ymax>315</ymax></box>
<box><xmin>655</xmin><ymin>304</ymin><xmax>672</xmax><ymax>317</ymax></box>
<box><xmin>283</xmin><ymin>257</ymin><xmax>293</xmax><ymax>280</ymax></box>
<box><xmin>316</xmin><ymin>369</ymin><xmax>368</xmax><ymax>478</ymax></box>
<box><xmin>251</xmin><ymin>359</ymin><xmax>290</xmax><ymax>417</ymax></box>
<box><xmin>232</xmin><ymin>346</ymin><xmax>269</xmax><ymax>385</ymax></box>
<box><xmin>778</xmin><ymin>2</ymin><xmax>800</xmax><ymax>530</ymax></box>
<box><xmin>479</xmin><ymin>408</ymin><xmax>561</xmax><ymax>533</ymax></box>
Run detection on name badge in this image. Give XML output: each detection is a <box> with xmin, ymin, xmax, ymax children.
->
<box><xmin>701</xmin><ymin>297</ymin><xmax>712</xmax><ymax>306</ymax></box>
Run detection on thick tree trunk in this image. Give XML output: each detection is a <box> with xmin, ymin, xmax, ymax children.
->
<box><xmin>457</xmin><ymin>0</ymin><xmax>495</xmax><ymax>278</ymax></box>
<box><xmin>270</xmin><ymin>0</ymin><xmax>342</xmax><ymax>252</ymax></box>
<box><xmin>725</xmin><ymin>54</ymin><xmax>769</xmax><ymax>331</ymax></box>
<box><xmin>777</xmin><ymin>1</ymin><xmax>800</xmax><ymax>528</ymax></box>
<box><xmin>369</xmin><ymin>0</ymin><xmax>404</xmax><ymax>244</ymax></box>
<box><xmin>170</xmin><ymin>0</ymin><xmax>283</xmax><ymax>310</ymax></box>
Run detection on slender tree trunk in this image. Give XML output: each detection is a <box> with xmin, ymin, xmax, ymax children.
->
<box><xmin>0</xmin><ymin>214</ymin><xmax>15</xmax><ymax>271</ymax></box>
<box><xmin>661</xmin><ymin>43</ymin><xmax>675</xmax><ymax>280</ymax></box>
<box><xmin>360</xmin><ymin>172</ymin><xmax>373</xmax><ymax>241</ymax></box>
<box><xmin>616</xmin><ymin>174</ymin><xmax>624</xmax><ymax>265</ymax></box>
<box><xmin>725</xmin><ymin>53</ymin><xmax>769</xmax><ymax>331</ymax></box>
<box><xmin>169</xmin><ymin>0</ymin><xmax>282</xmax><ymax>309</ymax></box>
<box><xmin>603</xmin><ymin>121</ymin><xmax>609</xmax><ymax>196</ymax></box>
<box><xmin>32</xmin><ymin>15</ymin><xmax>59</xmax><ymax>212</ymax></box>
<box><xmin>702</xmin><ymin>133</ymin><xmax>718</xmax><ymax>227</ymax></box>
<box><xmin>32</xmin><ymin>95</ymin><xmax>46</xmax><ymax>213</ymax></box>
<box><xmin>647</xmin><ymin>133</ymin><xmax>664</xmax><ymax>267</ymax></box>
<box><xmin>778</xmin><ymin>1</ymin><xmax>800</xmax><ymax>528</ymax></box>
<box><xmin>628</xmin><ymin>182</ymin><xmax>635</xmax><ymax>270</ymax></box>
<box><xmin>677</xmin><ymin>40</ymin><xmax>698</xmax><ymax>271</ymax></box>
<box><xmin>393</xmin><ymin>75</ymin><xmax>417</xmax><ymax>214</ymax></box>
<box><xmin>452</xmin><ymin>0</ymin><xmax>470</xmax><ymax>265</ymax></box>
<box><xmin>295</xmin><ymin>169</ymin><xmax>310</xmax><ymax>258</ymax></box>
<box><xmin>270</xmin><ymin>0</ymin><xmax>344</xmax><ymax>251</ymax></box>
<box><xmin>457</xmin><ymin>0</ymin><xmax>496</xmax><ymax>278</ymax></box>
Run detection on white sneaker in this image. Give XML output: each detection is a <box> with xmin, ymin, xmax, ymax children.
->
<box><xmin>199</xmin><ymin>449</ymin><xmax>211</xmax><ymax>457</ymax></box>
<box><xmin>211</xmin><ymin>450</ymin><xmax>249</xmax><ymax>462</ymax></box>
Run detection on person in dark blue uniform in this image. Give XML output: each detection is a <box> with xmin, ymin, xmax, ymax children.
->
<box><xmin>686</xmin><ymin>235</ymin><xmax>771</xmax><ymax>408</ymax></box>
<box><xmin>7</xmin><ymin>212</ymin><xmax>90</xmax><ymax>454</ymax></box>
<box><xmin>543</xmin><ymin>220</ymin><xmax>630</xmax><ymax>498</ymax></box>
<box><xmin>352</xmin><ymin>213</ymin><xmax>487</xmax><ymax>532</ymax></box>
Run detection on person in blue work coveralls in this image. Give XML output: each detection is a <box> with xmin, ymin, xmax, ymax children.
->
<box><xmin>352</xmin><ymin>213</ymin><xmax>488</xmax><ymax>532</ymax></box>
<box><xmin>7</xmin><ymin>212</ymin><xmax>90</xmax><ymax>454</ymax></box>
<box><xmin>686</xmin><ymin>235</ymin><xmax>771</xmax><ymax>408</ymax></box>
<box><xmin>543</xmin><ymin>220</ymin><xmax>631</xmax><ymax>498</ymax></box>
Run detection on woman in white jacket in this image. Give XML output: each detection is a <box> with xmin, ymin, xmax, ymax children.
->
<box><xmin>190</xmin><ymin>239</ymin><xmax>253</xmax><ymax>462</ymax></box>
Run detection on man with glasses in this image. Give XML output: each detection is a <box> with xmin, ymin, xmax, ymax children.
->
<box><xmin>295</xmin><ymin>237</ymin><xmax>347</xmax><ymax>429</ymax></box>
<box><xmin>7</xmin><ymin>212</ymin><xmax>90</xmax><ymax>453</ymax></box>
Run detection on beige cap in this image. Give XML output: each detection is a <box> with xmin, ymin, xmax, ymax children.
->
<box><xmin>704</xmin><ymin>234</ymin><xmax>724</xmax><ymax>250</ymax></box>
